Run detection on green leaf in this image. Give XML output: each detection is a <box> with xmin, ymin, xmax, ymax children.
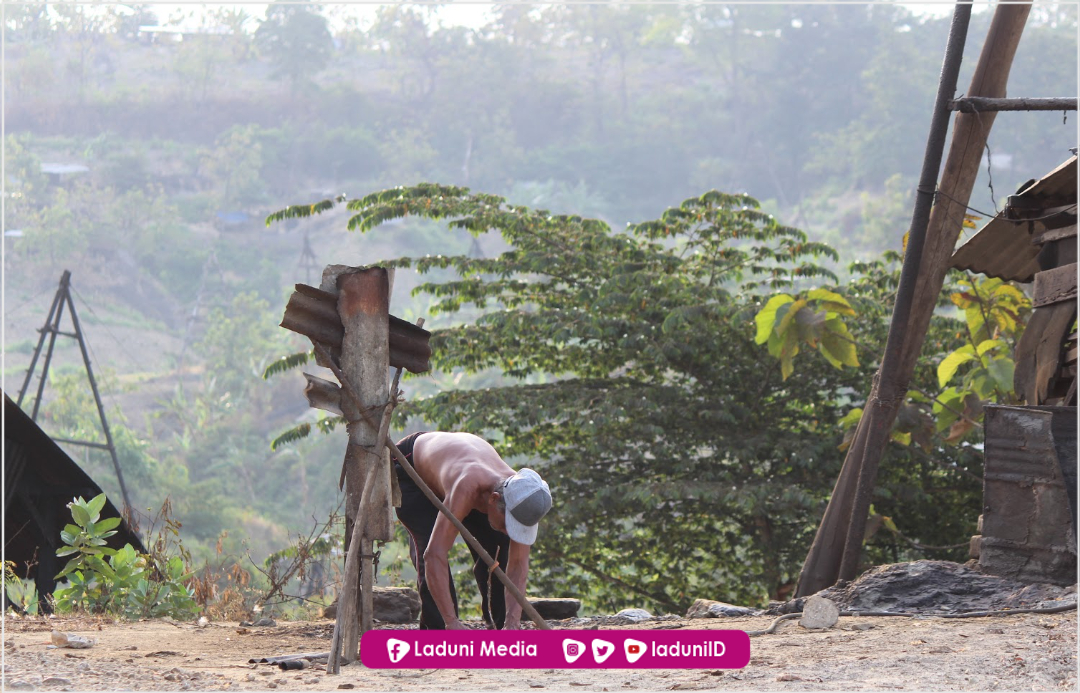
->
<box><xmin>754</xmin><ymin>294</ymin><xmax>794</xmax><ymax>344</ymax></box>
<box><xmin>777</xmin><ymin>298</ymin><xmax>807</xmax><ymax>337</ymax></box>
<box><xmin>839</xmin><ymin>408</ymin><xmax>864</xmax><ymax>429</ymax></box>
<box><xmin>270</xmin><ymin>423</ymin><xmax>312</xmax><ymax>450</ymax></box>
<box><xmin>96</xmin><ymin>517</ymin><xmax>122</xmax><ymax>533</ymax></box>
<box><xmin>806</xmin><ymin>288</ymin><xmax>856</xmax><ymax>316</ymax></box>
<box><xmin>987</xmin><ymin>358</ymin><xmax>1015</xmax><ymax>395</ymax></box>
<box><xmin>937</xmin><ymin>349</ymin><xmax>976</xmax><ymax>388</ymax></box>
<box><xmin>779</xmin><ymin>330</ymin><xmax>800</xmax><ymax>380</ymax></box>
<box><xmin>70</xmin><ymin>502</ymin><xmax>90</xmax><ymax>528</ymax></box>
<box><xmin>820</xmin><ymin>318</ymin><xmax>859</xmax><ymax>368</ymax></box>
<box><xmin>262</xmin><ymin>350</ymin><xmax>312</xmax><ymax>380</ymax></box>
<box><xmin>975</xmin><ymin>339</ymin><xmax>1005</xmax><ymax>357</ymax></box>
<box><xmin>86</xmin><ymin>493</ymin><xmax>107</xmax><ymax>520</ymax></box>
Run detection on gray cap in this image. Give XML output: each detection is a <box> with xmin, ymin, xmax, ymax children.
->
<box><xmin>501</xmin><ymin>469</ymin><xmax>552</xmax><ymax>545</ymax></box>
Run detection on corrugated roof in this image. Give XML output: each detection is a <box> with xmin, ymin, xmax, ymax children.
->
<box><xmin>951</xmin><ymin>156</ymin><xmax>1077</xmax><ymax>283</ymax></box>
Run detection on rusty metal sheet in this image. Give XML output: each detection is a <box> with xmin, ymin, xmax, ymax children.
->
<box><xmin>279</xmin><ymin>283</ymin><xmax>431</xmax><ymax>373</ymax></box>
<box><xmin>951</xmin><ymin>156</ymin><xmax>1076</xmax><ymax>282</ymax></box>
<box><xmin>979</xmin><ymin>404</ymin><xmax>1077</xmax><ymax>585</ymax></box>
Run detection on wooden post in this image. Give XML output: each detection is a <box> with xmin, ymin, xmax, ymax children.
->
<box><xmin>331</xmin><ymin>268</ymin><xmax>393</xmax><ymax>667</ymax></box>
<box><xmin>795</xmin><ymin>2</ymin><xmax>1032</xmax><ymax>597</ymax></box>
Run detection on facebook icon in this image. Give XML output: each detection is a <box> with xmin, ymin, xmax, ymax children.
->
<box><xmin>387</xmin><ymin>638</ymin><xmax>410</xmax><ymax>664</ymax></box>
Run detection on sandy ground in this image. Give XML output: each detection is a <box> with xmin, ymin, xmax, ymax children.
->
<box><xmin>2</xmin><ymin>610</ymin><xmax>1076</xmax><ymax>692</ymax></box>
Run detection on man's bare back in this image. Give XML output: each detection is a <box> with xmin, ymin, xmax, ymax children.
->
<box><xmin>411</xmin><ymin>432</ymin><xmax>515</xmax><ymax>511</ymax></box>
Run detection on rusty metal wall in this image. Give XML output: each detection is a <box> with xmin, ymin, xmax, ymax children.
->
<box><xmin>977</xmin><ymin>404</ymin><xmax>1077</xmax><ymax>585</ymax></box>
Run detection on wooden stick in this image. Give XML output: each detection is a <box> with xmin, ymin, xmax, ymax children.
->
<box><xmin>949</xmin><ymin>96</ymin><xmax>1077</xmax><ymax>113</ymax></box>
<box><xmin>313</xmin><ymin>343</ymin><xmax>551</xmax><ymax>631</ymax></box>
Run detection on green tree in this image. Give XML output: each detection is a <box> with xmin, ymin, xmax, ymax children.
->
<box><xmin>269</xmin><ymin>183</ymin><xmax>858</xmax><ymax>610</ymax></box>
<box><xmin>200</xmin><ymin>125</ymin><xmax>265</xmax><ymax>208</ymax></box>
<box><xmin>255</xmin><ymin>1</ymin><xmax>333</xmax><ymax>94</ymax></box>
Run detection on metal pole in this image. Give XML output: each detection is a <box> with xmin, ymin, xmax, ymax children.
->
<box><xmin>17</xmin><ymin>272</ymin><xmax>66</xmax><ymax>407</ymax></box>
<box><xmin>29</xmin><ymin>274</ymin><xmax>69</xmax><ymax>421</ymax></box>
<box><xmin>63</xmin><ymin>282</ymin><xmax>133</xmax><ymax>517</ymax></box>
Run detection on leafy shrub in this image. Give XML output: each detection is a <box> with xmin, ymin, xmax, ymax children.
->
<box><xmin>52</xmin><ymin>494</ymin><xmax>199</xmax><ymax>619</ymax></box>
<box><xmin>4</xmin><ymin>561</ymin><xmax>39</xmax><ymax>615</ymax></box>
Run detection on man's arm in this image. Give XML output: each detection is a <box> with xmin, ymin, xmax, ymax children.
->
<box><xmin>501</xmin><ymin>540</ymin><xmax>531</xmax><ymax>629</ymax></box>
<box><xmin>422</xmin><ymin>487</ymin><xmax>471</xmax><ymax>630</ymax></box>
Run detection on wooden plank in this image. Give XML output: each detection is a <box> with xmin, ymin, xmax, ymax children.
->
<box><xmin>1033</xmin><ymin>263</ymin><xmax>1078</xmax><ymax>308</ymax></box>
<box><xmin>1032</xmin><ymin>224</ymin><xmax>1077</xmax><ymax>246</ymax></box>
<box><xmin>949</xmin><ymin>96</ymin><xmax>1078</xmax><ymax>112</ymax></box>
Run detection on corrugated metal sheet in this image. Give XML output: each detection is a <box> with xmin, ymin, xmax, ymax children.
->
<box><xmin>951</xmin><ymin>217</ymin><xmax>1041</xmax><ymax>282</ymax></box>
<box><xmin>280</xmin><ymin>283</ymin><xmax>431</xmax><ymax>374</ymax></box>
<box><xmin>951</xmin><ymin>156</ymin><xmax>1077</xmax><ymax>282</ymax></box>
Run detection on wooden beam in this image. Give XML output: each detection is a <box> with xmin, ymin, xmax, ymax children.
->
<box><xmin>1033</xmin><ymin>224</ymin><xmax>1077</xmax><ymax>246</ymax></box>
<box><xmin>1033</xmin><ymin>263</ymin><xmax>1078</xmax><ymax>308</ymax></box>
<box><xmin>949</xmin><ymin>96</ymin><xmax>1076</xmax><ymax>112</ymax></box>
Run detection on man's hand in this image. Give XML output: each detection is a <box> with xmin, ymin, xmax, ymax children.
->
<box><xmin>445</xmin><ymin>619</ymin><xmax>470</xmax><ymax>630</ymax></box>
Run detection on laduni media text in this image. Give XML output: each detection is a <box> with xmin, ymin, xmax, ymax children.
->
<box><xmin>361</xmin><ymin>630</ymin><xmax>751</xmax><ymax>669</ymax></box>
<box><xmin>409</xmin><ymin>639</ymin><xmax>538</xmax><ymax>658</ymax></box>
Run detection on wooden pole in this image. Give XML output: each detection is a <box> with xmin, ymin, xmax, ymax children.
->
<box><xmin>796</xmin><ymin>2</ymin><xmax>1032</xmax><ymax>597</ymax></box>
<box><xmin>331</xmin><ymin>268</ymin><xmax>393</xmax><ymax>668</ymax></box>
<box><xmin>949</xmin><ymin>96</ymin><xmax>1076</xmax><ymax>113</ymax></box>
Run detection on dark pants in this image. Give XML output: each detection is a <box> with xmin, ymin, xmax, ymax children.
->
<box><xmin>394</xmin><ymin>432</ymin><xmax>511</xmax><ymax>629</ymax></box>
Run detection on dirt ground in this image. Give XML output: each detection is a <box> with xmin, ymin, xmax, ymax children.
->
<box><xmin>2</xmin><ymin>609</ymin><xmax>1076</xmax><ymax>692</ymax></box>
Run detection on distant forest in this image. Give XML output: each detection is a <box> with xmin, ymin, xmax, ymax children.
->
<box><xmin>3</xmin><ymin>2</ymin><xmax>1076</xmax><ymax>614</ymax></box>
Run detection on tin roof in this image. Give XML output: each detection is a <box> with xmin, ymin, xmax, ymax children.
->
<box><xmin>951</xmin><ymin>156</ymin><xmax>1077</xmax><ymax>283</ymax></box>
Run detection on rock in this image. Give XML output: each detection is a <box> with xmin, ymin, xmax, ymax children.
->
<box><xmin>530</xmin><ymin>598</ymin><xmax>581</xmax><ymax>620</ymax></box>
<box><xmin>614</xmin><ymin>608</ymin><xmax>653</xmax><ymax>622</ymax></box>
<box><xmin>41</xmin><ymin>677</ymin><xmax>71</xmax><ymax>686</ymax></box>
<box><xmin>799</xmin><ymin>596</ymin><xmax>839</xmax><ymax>630</ymax></box>
<box><xmin>49</xmin><ymin>631</ymin><xmax>95</xmax><ymax>649</ymax></box>
<box><xmin>686</xmin><ymin>599</ymin><xmax>760</xmax><ymax>618</ymax></box>
<box><xmin>253</xmin><ymin>617</ymin><xmax>277</xmax><ymax>627</ymax></box>
<box><xmin>815</xmin><ymin>560</ymin><xmax>1077</xmax><ymax>613</ymax></box>
<box><xmin>323</xmin><ymin>586</ymin><xmax>421</xmax><ymax>623</ymax></box>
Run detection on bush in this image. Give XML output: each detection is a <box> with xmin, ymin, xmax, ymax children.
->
<box><xmin>52</xmin><ymin>494</ymin><xmax>199</xmax><ymax>619</ymax></box>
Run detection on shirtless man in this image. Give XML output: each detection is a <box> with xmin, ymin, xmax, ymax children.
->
<box><xmin>393</xmin><ymin>431</ymin><xmax>553</xmax><ymax>630</ymax></box>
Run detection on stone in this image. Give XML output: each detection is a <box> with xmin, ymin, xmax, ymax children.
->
<box><xmin>813</xmin><ymin>560</ymin><xmax>1076</xmax><ymax>614</ymax></box>
<box><xmin>686</xmin><ymin>599</ymin><xmax>760</xmax><ymax>618</ymax></box>
<box><xmin>323</xmin><ymin>586</ymin><xmax>421</xmax><ymax>623</ymax></box>
<box><xmin>530</xmin><ymin>598</ymin><xmax>581</xmax><ymax>620</ymax></box>
<box><xmin>614</xmin><ymin>608</ymin><xmax>653</xmax><ymax>622</ymax></box>
<box><xmin>799</xmin><ymin>595</ymin><xmax>839</xmax><ymax>630</ymax></box>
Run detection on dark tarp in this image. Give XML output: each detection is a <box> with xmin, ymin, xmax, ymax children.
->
<box><xmin>4</xmin><ymin>391</ymin><xmax>144</xmax><ymax>611</ymax></box>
